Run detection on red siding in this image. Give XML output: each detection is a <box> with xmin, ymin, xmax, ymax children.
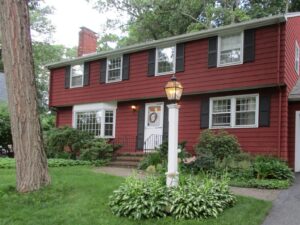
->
<box><xmin>50</xmin><ymin>25</ymin><xmax>282</xmax><ymax>107</ymax></box>
<box><xmin>56</xmin><ymin>107</ymin><xmax>72</xmax><ymax>127</ymax></box>
<box><xmin>284</xmin><ymin>17</ymin><xmax>300</xmax><ymax>92</ymax></box>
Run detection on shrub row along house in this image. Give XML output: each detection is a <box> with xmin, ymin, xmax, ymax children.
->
<box><xmin>47</xmin><ymin>13</ymin><xmax>300</xmax><ymax>170</ymax></box>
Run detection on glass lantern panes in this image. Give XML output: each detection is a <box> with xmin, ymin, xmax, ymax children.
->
<box><xmin>76</xmin><ymin>111</ymin><xmax>101</xmax><ymax>136</ymax></box>
<box><xmin>235</xmin><ymin>96</ymin><xmax>256</xmax><ymax>126</ymax></box>
<box><xmin>107</xmin><ymin>57</ymin><xmax>122</xmax><ymax>82</ymax></box>
<box><xmin>212</xmin><ymin>99</ymin><xmax>231</xmax><ymax>127</ymax></box>
<box><xmin>220</xmin><ymin>33</ymin><xmax>242</xmax><ymax>65</ymax></box>
<box><xmin>71</xmin><ymin>64</ymin><xmax>84</xmax><ymax>87</ymax></box>
<box><xmin>157</xmin><ymin>47</ymin><xmax>175</xmax><ymax>74</ymax></box>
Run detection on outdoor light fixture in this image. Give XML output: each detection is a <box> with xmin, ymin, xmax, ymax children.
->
<box><xmin>131</xmin><ymin>105</ymin><xmax>137</xmax><ymax>112</ymax></box>
<box><xmin>164</xmin><ymin>75</ymin><xmax>183</xmax><ymax>102</ymax></box>
<box><xmin>164</xmin><ymin>74</ymin><xmax>183</xmax><ymax>187</ymax></box>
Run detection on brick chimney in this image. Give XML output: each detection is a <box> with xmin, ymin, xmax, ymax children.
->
<box><xmin>77</xmin><ymin>27</ymin><xmax>98</xmax><ymax>57</ymax></box>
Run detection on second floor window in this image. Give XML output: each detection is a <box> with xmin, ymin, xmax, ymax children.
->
<box><xmin>70</xmin><ymin>64</ymin><xmax>84</xmax><ymax>88</ymax></box>
<box><xmin>296</xmin><ymin>41</ymin><xmax>299</xmax><ymax>75</ymax></box>
<box><xmin>156</xmin><ymin>46</ymin><xmax>175</xmax><ymax>75</ymax></box>
<box><xmin>218</xmin><ymin>33</ymin><xmax>243</xmax><ymax>67</ymax></box>
<box><xmin>107</xmin><ymin>56</ymin><xmax>122</xmax><ymax>83</ymax></box>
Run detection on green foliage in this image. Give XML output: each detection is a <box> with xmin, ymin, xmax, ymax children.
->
<box><xmin>184</xmin><ymin>155</ymin><xmax>215</xmax><ymax>174</ymax></box>
<box><xmin>79</xmin><ymin>138</ymin><xmax>114</xmax><ymax>161</ymax></box>
<box><xmin>109</xmin><ymin>175</ymin><xmax>169</xmax><ymax>220</ymax></box>
<box><xmin>253</xmin><ymin>156</ymin><xmax>294</xmax><ymax>180</ymax></box>
<box><xmin>0</xmin><ymin>158</ymin><xmax>93</xmax><ymax>169</ymax></box>
<box><xmin>169</xmin><ymin>176</ymin><xmax>236</xmax><ymax>219</ymax></box>
<box><xmin>138</xmin><ymin>152</ymin><xmax>162</xmax><ymax>170</ymax></box>
<box><xmin>45</xmin><ymin>127</ymin><xmax>93</xmax><ymax>159</ymax></box>
<box><xmin>195</xmin><ymin>130</ymin><xmax>241</xmax><ymax>161</ymax></box>
<box><xmin>0</xmin><ymin>102</ymin><xmax>12</xmax><ymax>150</ymax></box>
<box><xmin>109</xmin><ymin>174</ymin><xmax>236</xmax><ymax>220</ymax></box>
<box><xmin>230</xmin><ymin>178</ymin><xmax>291</xmax><ymax>189</ymax></box>
<box><xmin>40</xmin><ymin>113</ymin><xmax>55</xmax><ymax>132</ymax></box>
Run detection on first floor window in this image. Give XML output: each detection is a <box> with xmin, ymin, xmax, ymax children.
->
<box><xmin>70</xmin><ymin>64</ymin><xmax>84</xmax><ymax>87</ymax></box>
<box><xmin>75</xmin><ymin>109</ymin><xmax>115</xmax><ymax>137</ymax></box>
<box><xmin>210</xmin><ymin>94</ymin><xmax>258</xmax><ymax>128</ymax></box>
<box><xmin>107</xmin><ymin>56</ymin><xmax>122</xmax><ymax>82</ymax></box>
<box><xmin>156</xmin><ymin>46</ymin><xmax>175</xmax><ymax>75</ymax></box>
<box><xmin>296</xmin><ymin>41</ymin><xmax>299</xmax><ymax>75</ymax></box>
<box><xmin>218</xmin><ymin>33</ymin><xmax>243</xmax><ymax>66</ymax></box>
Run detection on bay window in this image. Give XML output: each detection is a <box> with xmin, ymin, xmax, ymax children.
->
<box><xmin>210</xmin><ymin>94</ymin><xmax>258</xmax><ymax>128</ymax></box>
<box><xmin>156</xmin><ymin>46</ymin><xmax>175</xmax><ymax>75</ymax></box>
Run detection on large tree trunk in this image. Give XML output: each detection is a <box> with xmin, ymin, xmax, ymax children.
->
<box><xmin>0</xmin><ymin>0</ymin><xmax>50</xmax><ymax>192</ymax></box>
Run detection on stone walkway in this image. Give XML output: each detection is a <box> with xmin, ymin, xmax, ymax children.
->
<box><xmin>94</xmin><ymin>166</ymin><xmax>281</xmax><ymax>201</ymax></box>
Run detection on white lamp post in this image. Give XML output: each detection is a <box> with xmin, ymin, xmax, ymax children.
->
<box><xmin>164</xmin><ymin>75</ymin><xmax>183</xmax><ymax>187</ymax></box>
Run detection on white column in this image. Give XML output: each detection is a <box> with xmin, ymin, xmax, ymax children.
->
<box><xmin>166</xmin><ymin>103</ymin><xmax>180</xmax><ymax>187</ymax></box>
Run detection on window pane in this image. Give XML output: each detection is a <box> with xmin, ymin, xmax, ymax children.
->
<box><xmin>212</xmin><ymin>99</ymin><xmax>231</xmax><ymax>113</ymax></box>
<box><xmin>220</xmin><ymin>34</ymin><xmax>241</xmax><ymax>65</ymax></box>
<box><xmin>71</xmin><ymin>76</ymin><xmax>83</xmax><ymax>87</ymax></box>
<box><xmin>76</xmin><ymin>111</ymin><xmax>101</xmax><ymax>136</ymax></box>
<box><xmin>157</xmin><ymin>47</ymin><xmax>175</xmax><ymax>73</ymax></box>
<box><xmin>236</xmin><ymin>97</ymin><xmax>256</xmax><ymax>111</ymax></box>
<box><xmin>212</xmin><ymin>113</ymin><xmax>231</xmax><ymax>126</ymax></box>
<box><xmin>107</xmin><ymin>57</ymin><xmax>122</xmax><ymax>82</ymax></box>
<box><xmin>236</xmin><ymin>112</ymin><xmax>256</xmax><ymax>125</ymax></box>
<box><xmin>71</xmin><ymin>65</ymin><xmax>83</xmax><ymax>76</ymax></box>
<box><xmin>104</xmin><ymin>111</ymin><xmax>114</xmax><ymax>137</ymax></box>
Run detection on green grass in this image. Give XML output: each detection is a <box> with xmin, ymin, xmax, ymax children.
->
<box><xmin>0</xmin><ymin>167</ymin><xmax>272</xmax><ymax>225</ymax></box>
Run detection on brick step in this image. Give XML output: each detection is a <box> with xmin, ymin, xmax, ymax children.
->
<box><xmin>114</xmin><ymin>156</ymin><xmax>144</xmax><ymax>162</ymax></box>
<box><xmin>116</xmin><ymin>152</ymin><xmax>145</xmax><ymax>156</ymax></box>
<box><xmin>108</xmin><ymin>160</ymin><xmax>140</xmax><ymax>168</ymax></box>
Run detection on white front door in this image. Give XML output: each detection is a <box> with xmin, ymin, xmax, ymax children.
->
<box><xmin>144</xmin><ymin>102</ymin><xmax>164</xmax><ymax>151</ymax></box>
<box><xmin>295</xmin><ymin>111</ymin><xmax>300</xmax><ymax>172</ymax></box>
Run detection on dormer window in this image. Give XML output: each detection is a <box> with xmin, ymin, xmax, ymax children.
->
<box><xmin>218</xmin><ymin>32</ymin><xmax>243</xmax><ymax>67</ymax></box>
<box><xmin>107</xmin><ymin>56</ymin><xmax>122</xmax><ymax>83</ymax></box>
<box><xmin>70</xmin><ymin>64</ymin><xmax>84</xmax><ymax>88</ymax></box>
<box><xmin>156</xmin><ymin>46</ymin><xmax>175</xmax><ymax>75</ymax></box>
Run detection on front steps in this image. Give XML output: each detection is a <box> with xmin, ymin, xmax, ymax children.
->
<box><xmin>108</xmin><ymin>153</ymin><xmax>144</xmax><ymax>168</ymax></box>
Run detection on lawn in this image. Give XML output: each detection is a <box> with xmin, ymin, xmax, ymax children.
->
<box><xmin>0</xmin><ymin>166</ymin><xmax>272</xmax><ymax>225</ymax></box>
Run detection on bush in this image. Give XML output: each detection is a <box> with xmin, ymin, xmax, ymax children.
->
<box><xmin>40</xmin><ymin>113</ymin><xmax>55</xmax><ymax>132</ymax></box>
<box><xmin>183</xmin><ymin>155</ymin><xmax>215</xmax><ymax>174</ymax></box>
<box><xmin>109</xmin><ymin>174</ymin><xmax>236</xmax><ymax>220</ymax></box>
<box><xmin>0</xmin><ymin>102</ymin><xmax>12</xmax><ymax>151</ymax></box>
<box><xmin>169</xmin><ymin>176</ymin><xmax>236</xmax><ymax>219</ymax></box>
<box><xmin>230</xmin><ymin>178</ymin><xmax>291</xmax><ymax>189</ymax></box>
<box><xmin>253</xmin><ymin>156</ymin><xmax>294</xmax><ymax>180</ymax></box>
<box><xmin>45</xmin><ymin>127</ymin><xmax>93</xmax><ymax>159</ymax></box>
<box><xmin>109</xmin><ymin>176</ymin><xmax>169</xmax><ymax>220</ymax></box>
<box><xmin>138</xmin><ymin>152</ymin><xmax>163</xmax><ymax>170</ymax></box>
<box><xmin>80</xmin><ymin>138</ymin><xmax>114</xmax><ymax>162</ymax></box>
<box><xmin>195</xmin><ymin>130</ymin><xmax>241</xmax><ymax>161</ymax></box>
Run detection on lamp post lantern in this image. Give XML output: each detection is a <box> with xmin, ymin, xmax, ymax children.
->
<box><xmin>164</xmin><ymin>75</ymin><xmax>183</xmax><ymax>187</ymax></box>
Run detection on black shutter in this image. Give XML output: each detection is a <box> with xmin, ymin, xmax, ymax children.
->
<box><xmin>163</xmin><ymin>103</ymin><xmax>169</xmax><ymax>141</ymax></box>
<box><xmin>200</xmin><ymin>98</ymin><xmax>209</xmax><ymax>128</ymax></box>
<box><xmin>208</xmin><ymin>36</ymin><xmax>218</xmax><ymax>68</ymax></box>
<box><xmin>244</xmin><ymin>29</ymin><xmax>256</xmax><ymax>63</ymax></box>
<box><xmin>147</xmin><ymin>48</ymin><xmax>156</xmax><ymax>76</ymax></box>
<box><xmin>136</xmin><ymin>104</ymin><xmax>145</xmax><ymax>150</ymax></box>
<box><xmin>122</xmin><ymin>54</ymin><xmax>130</xmax><ymax>80</ymax></box>
<box><xmin>176</xmin><ymin>43</ymin><xmax>185</xmax><ymax>72</ymax></box>
<box><xmin>259</xmin><ymin>94</ymin><xmax>271</xmax><ymax>127</ymax></box>
<box><xmin>64</xmin><ymin>66</ymin><xmax>71</xmax><ymax>89</ymax></box>
<box><xmin>100</xmin><ymin>58</ymin><xmax>107</xmax><ymax>83</ymax></box>
<box><xmin>83</xmin><ymin>62</ymin><xmax>90</xmax><ymax>86</ymax></box>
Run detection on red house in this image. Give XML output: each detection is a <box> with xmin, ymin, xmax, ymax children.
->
<box><xmin>47</xmin><ymin>14</ymin><xmax>300</xmax><ymax>170</ymax></box>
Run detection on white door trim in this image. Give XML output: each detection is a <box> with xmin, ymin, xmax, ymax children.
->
<box><xmin>295</xmin><ymin>111</ymin><xmax>300</xmax><ymax>172</ymax></box>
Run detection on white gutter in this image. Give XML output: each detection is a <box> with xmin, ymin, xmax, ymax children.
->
<box><xmin>46</xmin><ymin>14</ymin><xmax>287</xmax><ymax>69</ymax></box>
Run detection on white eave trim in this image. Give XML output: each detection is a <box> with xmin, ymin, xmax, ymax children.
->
<box><xmin>46</xmin><ymin>14</ymin><xmax>287</xmax><ymax>69</ymax></box>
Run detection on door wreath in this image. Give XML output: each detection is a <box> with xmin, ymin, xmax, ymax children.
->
<box><xmin>149</xmin><ymin>112</ymin><xmax>158</xmax><ymax>123</ymax></box>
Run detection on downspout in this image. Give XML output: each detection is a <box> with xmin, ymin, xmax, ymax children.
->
<box><xmin>277</xmin><ymin>22</ymin><xmax>282</xmax><ymax>157</ymax></box>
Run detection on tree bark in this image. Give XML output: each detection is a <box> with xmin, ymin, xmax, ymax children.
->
<box><xmin>0</xmin><ymin>0</ymin><xmax>50</xmax><ymax>192</ymax></box>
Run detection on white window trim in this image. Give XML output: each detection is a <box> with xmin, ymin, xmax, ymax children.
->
<box><xmin>106</xmin><ymin>56</ymin><xmax>123</xmax><ymax>83</ymax></box>
<box><xmin>217</xmin><ymin>32</ymin><xmax>244</xmax><ymax>67</ymax></box>
<box><xmin>295</xmin><ymin>41</ymin><xmax>299</xmax><ymax>75</ymax></box>
<box><xmin>72</xmin><ymin>102</ymin><xmax>117</xmax><ymax>138</ymax></box>
<box><xmin>155</xmin><ymin>46</ymin><xmax>176</xmax><ymax>76</ymax></box>
<box><xmin>209</xmin><ymin>94</ymin><xmax>259</xmax><ymax>129</ymax></box>
<box><xmin>70</xmin><ymin>64</ymin><xmax>84</xmax><ymax>88</ymax></box>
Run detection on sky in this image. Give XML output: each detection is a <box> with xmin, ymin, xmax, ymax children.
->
<box><xmin>44</xmin><ymin>0</ymin><xmax>121</xmax><ymax>48</ymax></box>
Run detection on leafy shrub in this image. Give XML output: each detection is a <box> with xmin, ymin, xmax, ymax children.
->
<box><xmin>230</xmin><ymin>178</ymin><xmax>291</xmax><ymax>189</ymax></box>
<box><xmin>109</xmin><ymin>174</ymin><xmax>236</xmax><ymax>220</ymax></box>
<box><xmin>183</xmin><ymin>155</ymin><xmax>215</xmax><ymax>174</ymax></box>
<box><xmin>45</xmin><ymin>127</ymin><xmax>93</xmax><ymax>159</ymax></box>
<box><xmin>253</xmin><ymin>156</ymin><xmax>294</xmax><ymax>180</ymax></box>
<box><xmin>169</xmin><ymin>176</ymin><xmax>236</xmax><ymax>219</ymax></box>
<box><xmin>79</xmin><ymin>138</ymin><xmax>114</xmax><ymax>161</ymax></box>
<box><xmin>109</xmin><ymin>176</ymin><xmax>169</xmax><ymax>220</ymax></box>
<box><xmin>40</xmin><ymin>113</ymin><xmax>55</xmax><ymax>132</ymax></box>
<box><xmin>138</xmin><ymin>152</ymin><xmax>162</xmax><ymax>170</ymax></box>
<box><xmin>0</xmin><ymin>103</ymin><xmax>12</xmax><ymax>150</ymax></box>
<box><xmin>195</xmin><ymin>130</ymin><xmax>241</xmax><ymax>161</ymax></box>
